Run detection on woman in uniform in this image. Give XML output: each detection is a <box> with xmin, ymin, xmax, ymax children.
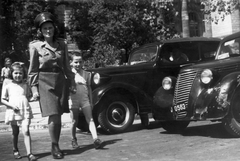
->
<box><xmin>28</xmin><ymin>12</ymin><xmax>75</xmax><ymax>159</ymax></box>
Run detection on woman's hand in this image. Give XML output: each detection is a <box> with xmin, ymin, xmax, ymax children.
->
<box><xmin>69</xmin><ymin>85</ymin><xmax>76</xmax><ymax>94</ymax></box>
<box><xmin>70</xmin><ymin>80</ymin><xmax>77</xmax><ymax>94</ymax></box>
<box><xmin>13</xmin><ymin>106</ymin><xmax>20</xmax><ymax>112</ymax></box>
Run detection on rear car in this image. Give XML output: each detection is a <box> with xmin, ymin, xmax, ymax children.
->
<box><xmin>79</xmin><ymin>37</ymin><xmax>220</xmax><ymax>134</ymax></box>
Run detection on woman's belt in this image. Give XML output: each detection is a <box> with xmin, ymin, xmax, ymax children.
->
<box><xmin>39</xmin><ymin>67</ymin><xmax>61</xmax><ymax>73</ymax></box>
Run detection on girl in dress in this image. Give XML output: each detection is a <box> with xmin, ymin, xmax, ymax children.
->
<box><xmin>1</xmin><ymin>62</ymin><xmax>37</xmax><ymax>161</ymax></box>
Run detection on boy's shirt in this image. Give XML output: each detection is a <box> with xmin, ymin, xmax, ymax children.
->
<box><xmin>72</xmin><ymin>68</ymin><xmax>87</xmax><ymax>85</ymax></box>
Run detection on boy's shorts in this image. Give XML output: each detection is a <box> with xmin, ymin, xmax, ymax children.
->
<box><xmin>69</xmin><ymin>85</ymin><xmax>91</xmax><ymax>110</ymax></box>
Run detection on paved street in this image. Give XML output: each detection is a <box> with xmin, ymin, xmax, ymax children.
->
<box><xmin>1</xmin><ymin>120</ymin><xmax>240</xmax><ymax>161</ymax></box>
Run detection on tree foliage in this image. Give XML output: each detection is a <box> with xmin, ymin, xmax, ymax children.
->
<box><xmin>0</xmin><ymin>0</ymin><xmax>60</xmax><ymax>65</ymax></box>
<box><xmin>201</xmin><ymin>0</ymin><xmax>239</xmax><ymax>24</ymax></box>
<box><xmin>68</xmin><ymin>0</ymin><xmax>178</xmax><ymax>68</ymax></box>
<box><xmin>1</xmin><ymin>0</ymin><xmax>240</xmax><ymax>68</ymax></box>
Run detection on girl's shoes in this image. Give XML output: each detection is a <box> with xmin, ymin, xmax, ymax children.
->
<box><xmin>13</xmin><ymin>150</ymin><xmax>22</xmax><ymax>159</ymax></box>
<box><xmin>71</xmin><ymin>138</ymin><xmax>79</xmax><ymax>149</ymax></box>
<box><xmin>13</xmin><ymin>150</ymin><xmax>37</xmax><ymax>161</ymax></box>
<box><xmin>27</xmin><ymin>153</ymin><xmax>37</xmax><ymax>161</ymax></box>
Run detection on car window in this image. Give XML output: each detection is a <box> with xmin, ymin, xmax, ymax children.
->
<box><xmin>160</xmin><ymin>42</ymin><xmax>197</xmax><ymax>64</ymax></box>
<box><xmin>160</xmin><ymin>41</ymin><xmax>220</xmax><ymax>64</ymax></box>
<box><xmin>129</xmin><ymin>46</ymin><xmax>157</xmax><ymax>65</ymax></box>
<box><xmin>217</xmin><ymin>38</ymin><xmax>240</xmax><ymax>60</ymax></box>
<box><xmin>199</xmin><ymin>41</ymin><xmax>220</xmax><ymax>61</ymax></box>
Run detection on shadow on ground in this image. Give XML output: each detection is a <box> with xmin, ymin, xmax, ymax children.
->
<box><xmin>35</xmin><ymin>138</ymin><xmax>122</xmax><ymax>159</ymax></box>
<box><xmin>78</xmin><ymin>120</ymin><xmax>233</xmax><ymax>139</ymax></box>
<box><xmin>160</xmin><ymin>122</ymin><xmax>233</xmax><ymax>139</ymax></box>
<box><xmin>95</xmin><ymin>120</ymin><xmax>163</xmax><ymax>135</ymax></box>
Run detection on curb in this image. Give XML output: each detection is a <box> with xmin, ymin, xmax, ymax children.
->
<box><xmin>0</xmin><ymin>118</ymin><xmax>147</xmax><ymax>133</ymax></box>
<box><xmin>0</xmin><ymin>105</ymin><xmax>6</xmax><ymax>112</ymax></box>
<box><xmin>0</xmin><ymin>122</ymin><xmax>72</xmax><ymax>133</ymax></box>
<box><xmin>0</xmin><ymin>100</ymin><xmax>152</xmax><ymax>133</ymax></box>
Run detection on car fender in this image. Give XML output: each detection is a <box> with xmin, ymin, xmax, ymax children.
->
<box><xmin>194</xmin><ymin>72</ymin><xmax>240</xmax><ymax>120</ymax></box>
<box><xmin>152</xmin><ymin>76</ymin><xmax>176</xmax><ymax>121</ymax></box>
<box><xmin>153</xmin><ymin>76</ymin><xmax>177</xmax><ymax>109</ymax></box>
<box><xmin>92</xmin><ymin>82</ymin><xmax>152</xmax><ymax>113</ymax></box>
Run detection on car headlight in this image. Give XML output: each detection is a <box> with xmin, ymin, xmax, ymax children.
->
<box><xmin>201</xmin><ymin>69</ymin><xmax>213</xmax><ymax>84</ymax></box>
<box><xmin>93</xmin><ymin>73</ymin><xmax>100</xmax><ymax>84</ymax></box>
<box><xmin>162</xmin><ymin>77</ymin><xmax>172</xmax><ymax>90</ymax></box>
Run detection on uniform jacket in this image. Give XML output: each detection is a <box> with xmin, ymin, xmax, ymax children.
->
<box><xmin>28</xmin><ymin>38</ymin><xmax>74</xmax><ymax>93</ymax></box>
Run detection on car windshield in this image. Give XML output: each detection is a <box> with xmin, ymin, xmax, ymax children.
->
<box><xmin>129</xmin><ymin>46</ymin><xmax>158</xmax><ymax>65</ymax></box>
<box><xmin>160</xmin><ymin>41</ymin><xmax>220</xmax><ymax>64</ymax></box>
<box><xmin>217</xmin><ymin>38</ymin><xmax>240</xmax><ymax>60</ymax></box>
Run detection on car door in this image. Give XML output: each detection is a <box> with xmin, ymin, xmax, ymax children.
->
<box><xmin>127</xmin><ymin>45</ymin><xmax>159</xmax><ymax>93</ymax></box>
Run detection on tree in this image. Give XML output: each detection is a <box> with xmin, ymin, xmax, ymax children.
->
<box><xmin>68</xmin><ymin>0</ymin><xmax>177</xmax><ymax>68</ymax></box>
<box><xmin>2</xmin><ymin>0</ymin><xmax>239</xmax><ymax>69</ymax></box>
<box><xmin>0</xmin><ymin>0</ymin><xmax>62</xmax><ymax>65</ymax></box>
<box><xmin>201</xmin><ymin>0</ymin><xmax>239</xmax><ymax>24</ymax></box>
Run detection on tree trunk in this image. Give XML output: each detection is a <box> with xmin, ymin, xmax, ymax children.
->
<box><xmin>181</xmin><ymin>0</ymin><xmax>190</xmax><ymax>37</ymax></box>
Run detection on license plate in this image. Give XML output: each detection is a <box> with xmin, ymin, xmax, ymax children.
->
<box><xmin>174</xmin><ymin>103</ymin><xmax>186</xmax><ymax>112</ymax></box>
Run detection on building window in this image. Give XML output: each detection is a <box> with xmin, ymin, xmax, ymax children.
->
<box><xmin>189</xmin><ymin>12</ymin><xmax>199</xmax><ymax>37</ymax></box>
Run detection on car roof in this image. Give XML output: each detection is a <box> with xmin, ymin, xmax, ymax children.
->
<box><xmin>133</xmin><ymin>37</ymin><xmax>221</xmax><ymax>51</ymax></box>
<box><xmin>162</xmin><ymin>37</ymin><xmax>221</xmax><ymax>43</ymax></box>
<box><xmin>221</xmin><ymin>31</ymin><xmax>240</xmax><ymax>42</ymax></box>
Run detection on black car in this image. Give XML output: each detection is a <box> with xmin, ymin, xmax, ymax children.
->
<box><xmin>79</xmin><ymin>37</ymin><xmax>220</xmax><ymax>134</ymax></box>
<box><xmin>158</xmin><ymin>31</ymin><xmax>240</xmax><ymax>137</ymax></box>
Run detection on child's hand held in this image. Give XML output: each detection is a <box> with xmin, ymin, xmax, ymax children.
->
<box><xmin>13</xmin><ymin>107</ymin><xmax>19</xmax><ymax>112</ymax></box>
<box><xmin>70</xmin><ymin>86</ymin><xmax>76</xmax><ymax>94</ymax></box>
<box><xmin>32</xmin><ymin>92</ymin><xmax>40</xmax><ymax>100</ymax></box>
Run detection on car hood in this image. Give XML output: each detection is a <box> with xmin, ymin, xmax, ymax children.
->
<box><xmin>181</xmin><ymin>57</ymin><xmax>240</xmax><ymax>71</ymax></box>
<box><xmin>88</xmin><ymin>62</ymin><xmax>156</xmax><ymax>75</ymax></box>
<box><xmin>88</xmin><ymin>61</ymin><xmax>195</xmax><ymax>75</ymax></box>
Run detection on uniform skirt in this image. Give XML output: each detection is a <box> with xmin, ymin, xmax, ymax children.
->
<box><xmin>38</xmin><ymin>71</ymin><xmax>70</xmax><ymax>117</ymax></box>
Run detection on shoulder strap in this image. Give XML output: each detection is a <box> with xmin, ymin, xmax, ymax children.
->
<box><xmin>82</xmin><ymin>70</ymin><xmax>91</xmax><ymax>85</ymax></box>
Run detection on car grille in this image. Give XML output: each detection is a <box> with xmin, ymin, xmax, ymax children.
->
<box><xmin>173</xmin><ymin>69</ymin><xmax>197</xmax><ymax>118</ymax></box>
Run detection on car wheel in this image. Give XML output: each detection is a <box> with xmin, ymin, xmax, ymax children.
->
<box><xmin>98</xmin><ymin>95</ymin><xmax>135</xmax><ymax>134</ymax></box>
<box><xmin>222</xmin><ymin>90</ymin><xmax>240</xmax><ymax>137</ymax></box>
<box><xmin>161</xmin><ymin>121</ymin><xmax>190</xmax><ymax>133</ymax></box>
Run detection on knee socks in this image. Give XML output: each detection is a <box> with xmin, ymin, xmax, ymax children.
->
<box><xmin>89</xmin><ymin>119</ymin><xmax>98</xmax><ymax>140</ymax></box>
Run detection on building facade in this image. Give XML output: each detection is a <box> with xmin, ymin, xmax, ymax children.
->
<box><xmin>171</xmin><ymin>0</ymin><xmax>240</xmax><ymax>38</ymax></box>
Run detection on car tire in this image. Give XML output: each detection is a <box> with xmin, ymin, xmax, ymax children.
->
<box><xmin>222</xmin><ymin>90</ymin><xmax>240</xmax><ymax>137</ymax></box>
<box><xmin>98</xmin><ymin>95</ymin><xmax>135</xmax><ymax>134</ymax></box>
<box><xmin>161</xmin><ymin>121</ymin><xmax>190</xmax><ymax>133</ymax></box>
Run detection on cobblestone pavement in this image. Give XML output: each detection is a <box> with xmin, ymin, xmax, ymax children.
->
<box><xmin>1</xmin><ymin>121</ymin><xmax>240</xmax><ymax>161</ymax></box>
<box><xmin>0</xmin><ymin>101</ymin><xmax>147</xmax><ymax>133</ymax></box>
<box><xmin>0</xmin><ymin>122</ymin><xmax>160</xmax><ymax>161</ymax></box>
<box><xmin>0</xmin><ymin>101</ymin><xmax>72</xmax><ymax>132</ymax></box>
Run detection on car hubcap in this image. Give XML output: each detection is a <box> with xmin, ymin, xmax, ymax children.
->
<box><xmin>107</xmin><ymin>101</ymin><xmax>130</xmax><ymax>128</ymax></box>
<box><xmin>112</xmin><ymin>108</ymin><xmax>124</xmax><ymax>121</ymax></box>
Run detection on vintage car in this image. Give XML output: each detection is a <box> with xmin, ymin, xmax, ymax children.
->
<box><xmin>78</xmin><ymin>37</ymin><xmax>220</xmax><ymax>134</ymax></box>
<box><xmin>157</xmin><ymin>31</ymin><xmax>240</xmax><ymax>137</ymax></box>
